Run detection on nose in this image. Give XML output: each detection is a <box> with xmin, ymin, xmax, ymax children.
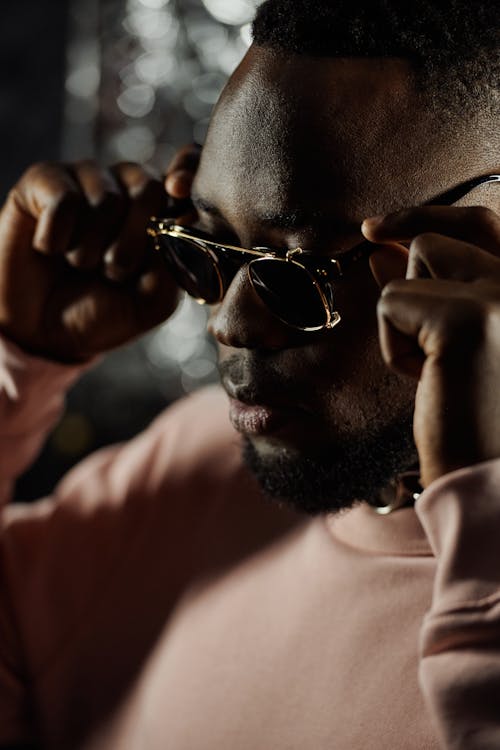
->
<box><xmin>208</xmin><ymin>267</ymin><xmax>302</xmax><ymax>350</ymax></box>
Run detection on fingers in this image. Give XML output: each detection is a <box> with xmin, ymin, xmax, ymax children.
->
<box><xmin>133</xmin><ymin>251</ymin><xmax>180</xmax><ymax>333</ymax></box>
<box><xmin>164</xmin><ymin>143</ymin><xmax>201</xmax><ymax>200</ymax></box>
<box><xmin>368</xmin><ymin>243</ymin><xmax>408</xmax><ymax>288</ymax></box>
<box><xmin>105</xmin><ymin>162</ymin><xmax>167</xmax><ymax>281</ymax></box>
<box><xmin>53</xmin><ymin>256</ymin><xmax>180</xmax><ymax>361</ymax></box>
<box><xmin>362</xmin><ymin>205</ymin><xmax>500</xmax><ymax>255</ymax></box>
<box><xmin>405</xmin><ymin>232</ymin><xmax>500</xmax><ymax>283</ymax></box>
<box><xmin>9</xmin><ymin>160</ymin><xmax>168</xmax><ymax>282</ymax></box>
<box><xmin>65</xmin><ymin>161</ymin><xmax>126</xmax><ymax>270</ymax></box>
<box><xmin>368</xmin><ymin>203</ymin><xmax>500</xmax><ymax>486</ymax></box>
<box><xmin>362</xmin><ymin>205</ymin><xmax>500</xmax><ymax>287</ymax></box>
<box><xmin>377</xmin><ymin>278</ymin><xmax>488</xmax><ymax>378</ymax></box>
<box><xmin>11</xmin><ymin>162</ymin><xmax>84</xmax><ymax>255</ymax></box>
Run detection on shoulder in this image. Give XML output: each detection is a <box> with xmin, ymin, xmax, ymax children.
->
<box><xmin>1</xmin><ymin>385</ymin><xmax>248</xmax><ymax>563</ymax></box>
<box><xmin>0</xmin><ymin>385</ymin><xmax>299</xmax><ymax>682</ymax></box>
<box><xmin>0</xmin><ymin>387</ymin><xmax>246</xmax><ymax>655</ymax></box>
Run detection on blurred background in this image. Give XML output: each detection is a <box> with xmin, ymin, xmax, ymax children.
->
<box><xmin>3</xmin><ymin>0</ymin><xmax>258</xmax><ymax>500</ymax></box>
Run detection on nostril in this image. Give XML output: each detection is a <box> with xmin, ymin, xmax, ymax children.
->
<box><xmin>208</xmin><ymin>304</ymin><xmax>248</xmax><ymax>347</ymax></box>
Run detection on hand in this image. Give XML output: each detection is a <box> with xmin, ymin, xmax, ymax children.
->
<box><xmin>164</xmin><ymin>143</ymin><xmax>201</xmax><ymax>203</ymax></box>
<box><xmin>363</xmin><ymin>205</ymin><xmax>500</xmax><ymax>487</ymax></box>
<box><xmin>0</xmin><ymin>160</ymin><xmax>181</xmax><ymax>363</ymax></box>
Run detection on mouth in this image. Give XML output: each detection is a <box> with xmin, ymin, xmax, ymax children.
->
<box><xmin>228</xmin><ymin>398</ymin><xmax>296</xmax><ymax>435</ymax></box>
<box><xmin>224</xmin><ymin>380</ymin><xmax>317</xmax><ymax>439</ymax></box>
<box><xmin>219</xmin><ymin>356</ymin><xmax>324</xmax><ymax>449</ymax></box>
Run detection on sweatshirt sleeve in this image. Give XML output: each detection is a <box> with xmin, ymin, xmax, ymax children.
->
<box><xmin>416</xmin><ymin>458</ymin><xmax>500</xmax><ymax>750</ymax></box>
<box><xmin>0</xmin><ymin>336</ymin><xmax>84</xmax><ymax>506</ymax></box>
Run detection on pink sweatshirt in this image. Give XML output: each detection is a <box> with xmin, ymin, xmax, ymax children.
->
<box><xmin>1</xmin><ymin>336</ymin><xmax>500</xmax><ymax>750</ymax></box>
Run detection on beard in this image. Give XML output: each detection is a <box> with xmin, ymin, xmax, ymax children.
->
<box><xmin>241</xmin><ymin>413</ymin><xmax>417</xmax><ymax>516</ymax></box>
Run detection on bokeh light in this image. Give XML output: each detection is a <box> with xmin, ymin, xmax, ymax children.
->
<box><xmin>202</xmin><ymin>0</ymin><xmax>256</xmax><ymax>26</ymax></box>
<box><xmin>63</xmin><ymin>0</ymin><xmax>256</xmax><ymax>400</ymax></box>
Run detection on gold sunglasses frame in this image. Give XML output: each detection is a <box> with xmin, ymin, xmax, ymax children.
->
<box><xmin>147</xmin><ymin>172</ymin><xmax>500</xmax><ymax>332</ymax></box>
<box><xmin>146</xmin><ymin>220</ymin><xmax>370</xmax><ymax>331</ymax></box>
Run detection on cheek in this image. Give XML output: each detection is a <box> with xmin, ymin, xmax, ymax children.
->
<box><xmin>337</xmin><ymin>260</ymin><xmax>381</xmax><ymax>330</ymax></box>
<box><xmin>316</xmin><ymin>266</ymin><xmax>416</xmax><ymax>428</ymax></box>
<box><xmin>321</xmin><ymin>263</ymin><xmax>382</xmax><ymax>379</ymax></box>
<box><xmin>319</xmin><ymin>339</ymin><xmax>416</xmax><ymax>436</ymax></box>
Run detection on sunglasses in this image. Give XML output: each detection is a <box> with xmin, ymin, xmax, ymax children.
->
<box><xmin>147</xmin><ymin>173</ymin><xmax>500</xmax><ymax>332</ymax></box>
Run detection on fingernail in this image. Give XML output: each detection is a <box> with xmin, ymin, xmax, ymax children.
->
<box><xmin>362</xmin><ymin>215</ymin><xmax>385</xmax><ymax>232</ymax></box>
<box><xmin>165</xmin><ymin>170</ymin><xmax>192</xmax><ymax>199</ymax></box>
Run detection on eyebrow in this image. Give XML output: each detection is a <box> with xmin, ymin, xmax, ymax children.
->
<box><xmin>191</xmin><ymin>192</ymin><xmax>341</xmax><ymax>231</ymax></box>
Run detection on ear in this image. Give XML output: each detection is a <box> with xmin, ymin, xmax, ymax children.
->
<box><xmin>369</xmin><ymin>243</ymin><xmax>409</xmax><ymax>289</ymax></box>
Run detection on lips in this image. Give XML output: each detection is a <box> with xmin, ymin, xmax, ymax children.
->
<box><xmin>228</xmin><ymin>398</ymin><xmax>293</xmax><ymax>435</ymax></box>
<box><xmin>223</xmin><ymin>375</ymin><xmax>315</xmax><ymax>438</ymax></box>
<box><xmin>219</xmin><ymin>353</ymin><xmax>320</xmax><ymax>438</ymax></box>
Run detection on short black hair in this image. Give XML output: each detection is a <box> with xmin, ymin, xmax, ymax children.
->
<box><xmin>252</xmin><ymin>0</ymin><xmax>500</xmax><ymax>117</ymax></box>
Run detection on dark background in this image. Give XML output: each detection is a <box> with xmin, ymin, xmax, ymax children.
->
<box><xmin>3</xmin><ymin>0</ymin><xmax>77</xmax><ymax>498</ymax></box>
<box><xmin>0</xmin><ymin>0</ymin><xmax>67</xmax><ymax>199</ymax></box>
<box><xmin>2</xmin><ymin>0</ymin><xmax>254</xmax><ymax>499</ymax></box>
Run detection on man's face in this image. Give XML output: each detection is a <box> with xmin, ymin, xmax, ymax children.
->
<box><xmin>191</xmin><ymin>46</ymin><xmax>475</xmax><ymax>513</ymax></box>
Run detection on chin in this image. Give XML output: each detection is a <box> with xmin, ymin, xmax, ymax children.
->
<box><xmin>241</xmin><ymin>414</ymin><xmax>417</xmax><ymax>516</ymax></box>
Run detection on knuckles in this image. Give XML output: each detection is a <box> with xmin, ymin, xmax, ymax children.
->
<box><xmin>17</xmin><ymin>160</ymin><xmax>164</xmax><ymax>209</ymax></box>
<box><xmin>9</xmin><ymin>160</ymin><xmax>166</xmax><ymax>241</ymax></box>
<box><xmin>407</xmin><ymin>232</ymin><xmax>442</xmax><ymax>266</ymax></box>
<box><xmin>406</xmin><ymin>232</ymin><xmax>449</xmax><ymax>279</ymax></box>
<box><xmin>4</xmin><ymin>160</ymin><xmax>167</xmax><ymax>266</ymax></box>
<box><xmin>20</xmin><ymin>160</ymin><xmax>60</xmax><ymax>182</ymax></box>
<box><xmin>466</xmin><ymin>204</ymin><xmax>500</xmax><ymax>235</ymax></box>
<box><xmin>379</xmin><ymin>281</ymin><xmax>491</xmax><ymax>357</ymax></box>
<box><xmin>13</xmin><ymin>161</ymin><xmax>80</xmax><ymax>214</ymax></box>
<box><xmin>409</xmin><ymin>231</ymin><xmax>442</xmax><ymax>253</ymax></box>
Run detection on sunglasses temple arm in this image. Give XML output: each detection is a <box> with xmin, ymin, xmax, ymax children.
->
<box><xmin>338</xmin><ymin>175</ymin><xmax>500</xmax><ymax>274</ymax></box>
<box><xmin>425</xmin><ymin>174</ymin><xmax>500</xmax><ymax>206</ymax></box>
<box><xmin>333</xmin><ymin>240</ymin><xmax>374</xmax><ymax>276</ymax></box>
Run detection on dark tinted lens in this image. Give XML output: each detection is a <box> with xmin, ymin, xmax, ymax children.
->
<box><xmin>249</xmin><ymin>258</ymin><xmax>327</xmax><ymax>329</ymax></box>
<box><xmin>157</xmin><ymin>235</ymin><xmax>222</xmax><ymax>303</ymax></box>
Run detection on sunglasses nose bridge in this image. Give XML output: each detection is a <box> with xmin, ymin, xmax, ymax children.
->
<box><xmin>157</xmin><ymin>229</ymin><xmax>336</xmax><ymax>333</ymax></box>
<box><xmin>216</xmin><ymin>250</ymin><xmax>245</xmax><ymax>291</ymax></box>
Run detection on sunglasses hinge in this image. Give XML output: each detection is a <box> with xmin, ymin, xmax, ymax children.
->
<box><xmin>285</xmin><ymin>247</ymin><xmax>303</xmax><ymax>260</ymax></box>
<box><xmin>329</xmin><ymin>257</ymin><xmax>343</xmax><ymax>277</ymax></box>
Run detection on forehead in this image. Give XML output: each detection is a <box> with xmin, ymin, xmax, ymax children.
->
<box><xmin>195</xmin><ymin>46</ymin><xmax>452</xmax><ymax>231</ymax></box>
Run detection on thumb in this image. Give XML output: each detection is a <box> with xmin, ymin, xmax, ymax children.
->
<box><xmin>164</xmin><ymin>170</ymin><xmax>194</xmax><ymax>200</ymax></box>
<box><xmin>164</xmin><ymin>143</ymin><xmax>201</xmax><ymax>200</ymax></box>
<box><xmin>368</xmin><ymin>243</ymin><xmax>409</xmax><ymax>289</ymax></box>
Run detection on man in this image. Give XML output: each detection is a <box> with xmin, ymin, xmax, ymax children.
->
<box><xmin>1</xmin><ymin>0</ymin><xmax>499</xmax><ymax>747</ymax></box>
